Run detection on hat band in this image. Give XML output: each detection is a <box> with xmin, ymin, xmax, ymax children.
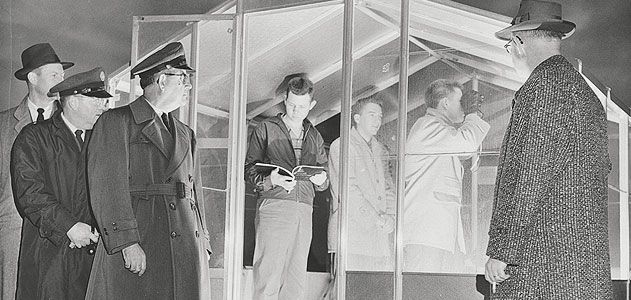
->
<box><xmin>512</xmin><ymin>12</ymin><xmax>562</xmax><ymax>25</ymax></box>
<box><xmin>60</xmin><ymin>86</ymin><xmax>106</xmax><ymax>97</ymax></box>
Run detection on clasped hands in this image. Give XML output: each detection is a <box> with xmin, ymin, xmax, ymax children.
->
<box><xmin>67</xmin><ymin>222</ymin><xmax>99</xmax><ymax>249</ymax></box>
<box><xmin>269</xmin><ymin>167</ymin><xmax>327</xmax><ymax>192</ymax></box>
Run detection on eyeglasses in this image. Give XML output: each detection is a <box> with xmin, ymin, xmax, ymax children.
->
<box><xmin>503</xmin><ymin>36</ymin><xmax>524</xmax><ymax>53</ymax></box>
<box><xmin>163</xmin><ymin>72</ymin><xmax>192</xmax><ymax>85</ymax></box>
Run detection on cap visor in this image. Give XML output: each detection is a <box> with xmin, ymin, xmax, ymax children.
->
<box><xmin>84</xmin><ymin>90</ymin><xmax>113</xmax><ymax>98</ymax></box>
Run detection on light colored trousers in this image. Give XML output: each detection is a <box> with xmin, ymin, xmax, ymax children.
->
<box><xmin>0</xmin><ymin>218</ymin><xmax>21</xmax><ymax>300</ymax></box>
<box><xmin>253</xmin><ymin>199</ymin><xmax>313</xmax><ymax>300</ymax></box>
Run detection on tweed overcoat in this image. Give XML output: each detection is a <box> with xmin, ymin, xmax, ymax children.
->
<box><xmin>10</xmin><ymin>110</ymin><xmax>95</xmax><ymax>299</ymax></box>
<box><xmin>486</xmin><ymin>55</ymin><xmax>613</xmax><ymax>299</ymax></box>
<box><xmin>0</xmin><ymin>97</ymin><xmax>32</xmax><ymax>300</ymax></box>
<box><xmin>85</xmin><ymin>97</ymin><xmax>212</xmax><ymax>300</ymax></box>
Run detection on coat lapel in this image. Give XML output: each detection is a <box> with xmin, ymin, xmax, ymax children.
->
<box><xmin>13</xmin><ymin>97</ymin><xmax>32</xmax><ymax>134</ymax></box>
<box><xmin>165</xmin><ymin>119</ymin><xmax>190</xmax><ymax>176</ymax></box>
<box><xmin>51</xmin><ymin>110</ymin><xmax>81</xmax><ymax>154</ymax></box>
<box><xmin>130</xmin><ymin>97</ymin><xmax>171</xmax><ymax>159</ymax></box>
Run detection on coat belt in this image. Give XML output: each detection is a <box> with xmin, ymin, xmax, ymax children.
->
<box><xmin>129</xmin><ymin>182</ymin><xmax>193</xmax><ymax>199</ymax></box>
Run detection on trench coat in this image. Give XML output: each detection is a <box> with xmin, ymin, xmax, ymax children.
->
<box><xmin>328</xmin><ymin>128</ymin><xmax>395</xmax><ymax>259</ymax></box>
<box><xmin>404</xmin><ymin>108</ymin><xmax>489</xmax><ymax>253</ymax></box>
<box><xmin>85</xmin><ymin>97</ymin><xmax>212</xmax><ymax>300</ymax></box>
<box><xmin>10</xmin><ymin>110</ymin><xmax>95</xmax><ymax>300</ymax></box>
<box><xmin>0</xmin><ymin>97</ymin><xmax>34</xmax><ymax>300</ymax></box>
<box><xmin>486</xmin><ymin>55</ymin><xmax>613</xmax><ymax>299</ymax></box>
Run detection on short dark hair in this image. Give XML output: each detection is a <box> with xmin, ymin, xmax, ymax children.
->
<box><xmin>351</xmin><ymin>95</ymin><xmax>384</xmax><ymax>127</ymax></box>
<box><xmin>424</xmin><ymin>79</ymin><xmax>462</xmax><ymax>109</ymax></box>
<box><xmin>276</xmin><ymin>73</ymin><xmax>314</xmax><ymax>102</ymax></box>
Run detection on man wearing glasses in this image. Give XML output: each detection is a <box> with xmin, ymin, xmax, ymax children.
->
<box><xmin>485</xmin><ymin>1</ymin><xmax>612</xmax><ymax>298</ymax></box>
<box><xmin>245</xmin><ymin>74</ymin><xmax>328</xmax><ymax>299</ymax></box>
<box><xmin>10</xmin><ymin>68</ymin><xmax>109</xmax><ymax>299</ymax></box>
<box><xmin>86</xmin><ymin>42</ymin><xmax>212</xmax><ymax>299</ymax></box>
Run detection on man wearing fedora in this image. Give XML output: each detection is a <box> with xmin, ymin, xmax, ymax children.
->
<box><xmin>11</xmin><ymin>67</ymin><xmax>110</xmax><ymax>300</ymax></box>
<box><xmin>85</xmin><ymin>42</ymin><xmax>212</xmax><ymax>299</ymax></box>
<box><xmin>485</xmin><ymin>0</ymin><xmax>612</xmax><ymax>298</ymax></box>
<box><xmin>0</xmin><ymin>43</ymin><xmax>72</xmax><ymax>300</ymax></box>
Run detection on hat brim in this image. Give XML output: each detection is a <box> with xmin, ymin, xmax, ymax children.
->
<box><xmin>14</xmin><ymin>61</ymin><xmax>75</xmax><ymax>81</ymax></box>
<box><xmin>83</xmin><ymin>90</ymin><xmax>113</xmax><ymax>98</ymax></box>
<box><xmin>495</xmin><ymin>20</ymin><xmax>576</xmax><ymax>40</ymax></box>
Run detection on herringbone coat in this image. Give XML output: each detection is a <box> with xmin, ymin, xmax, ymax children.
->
<box><xmin>486</xmin><ymin>55</ymin><xmax>613</xmax><ymax>299</ymax></box>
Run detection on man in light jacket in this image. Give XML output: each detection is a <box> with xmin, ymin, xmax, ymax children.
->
<box><xmin>328</xmin><ymin>95</ymin><xmax>396</xmax><ymax>271</ymax></box>
<box><xmin>404</xmin><ymin>79</ymin><xmax>489</xmax><ymax>272</ymax></box>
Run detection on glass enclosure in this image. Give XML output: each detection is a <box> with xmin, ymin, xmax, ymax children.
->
<box><xmin>105</xmin><ymin>0</ymin><xmax>630</xmax><ymax>298</ymax></box>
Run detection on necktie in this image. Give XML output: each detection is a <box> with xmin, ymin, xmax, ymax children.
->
<box><xmin>161</xmin><ymin>113</ymin><xmax>173</xmax><ymax>136</ymax></box>
<box><xmin>75</xmin><ymin>130</ymin><xmax>84</xmax><ymax>149</ymax></box>
<box><xmin>36</xmin><ymin>108</ymin><xmax>45</xmax><ymax>123</ymax></box>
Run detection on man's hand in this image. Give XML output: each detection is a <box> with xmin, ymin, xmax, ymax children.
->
<box><xmin>67</xmin><ymin>222</ymin><xmax>99</xmax><ymax>248</ymax></box>
<box><xmin>269</xmin><ymin>168</ymin><xmax>296</xmax><ymax>192</ymax></box>
<box><xmin>461</xmin><ymin>90</ymin><xmax>485</xmax><ymax>116</ymax></box>
<box><xmin>122</xmin><ymin>243</ymin><xmax>146</xmax><ymax>276</ymax></box>
<box><xmin>309</xmin><ymin>171</ymin><xmax>327</xmax><ymax>186</ymax></box>
<box><xmin>485</xmin><ymin>257</ymin><xmax>510</xmax><ymax>283</ymax></box>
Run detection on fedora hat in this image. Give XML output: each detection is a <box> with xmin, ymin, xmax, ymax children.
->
<box><xmin>14</xmin><ymin>43</ymin><xmax>74</xmax><ymax>81</ymax></box>
<box><xmin>495</xmin><ymin>0</ymin><xmax>576</xmax><ymax>40</ymax></box>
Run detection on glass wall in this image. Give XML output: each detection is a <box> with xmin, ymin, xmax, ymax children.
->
<box><xmin>111</xmin><ymin>0</ymin><xmax>629</xmax><ymax>298</ymax></box>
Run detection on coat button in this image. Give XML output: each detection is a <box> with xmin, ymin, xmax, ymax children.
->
<box><xmin>170</xmin><ymin>231</ymin><xmax>178</xmax><ymax>238</ymax></box>
<box><xmin>195</xmin><ymin>230</ymin><xmax>199</xmax><ymax>237</ymax></box>
<box><xmin>169</xmin><ymin>203</ymin><xmax>176</xmax><ymax>210</ymax></box>
<box><xmin>166</xmin><ymin>177</ymin><xmax>173</xmax><ymax>183</ymax></box>
<box><xmin>188</xmin><ymin>174</ymin><xmax>193</xmax><ymax>182</ymax></box>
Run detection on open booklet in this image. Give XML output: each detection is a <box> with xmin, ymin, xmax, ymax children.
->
<box><xmin>254</xmin><ymin>162</ymin><xmax>324</xmax><ymax>180</ymax></box>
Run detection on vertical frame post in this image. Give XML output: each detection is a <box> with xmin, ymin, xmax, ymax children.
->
<box><xmin>225</xmin><ymin>3</ymin><xmax>247</xmax><ymax>299</ymax></box>
<box><xmin>336</xmin><ymin>0</ymin><xmax>354</xmax><ymax>299</ymax></box>
<box><xmin>395</xmin><ymin>0</ymin><xmax>410</xmax><ymax>299</ymax></box>
<box><xmin>471</xmin><ymin>74</ymin><xmax>479</xmax><ymax>254</ymax></box>
<box><xmin>130</xmin><ymin>16</ymin><xmax>140</xmax><ymax>101</ymax></box>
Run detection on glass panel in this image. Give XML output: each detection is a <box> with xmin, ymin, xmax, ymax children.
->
<box><xmin>343</xmin><ymin>2</ymin><xmax>401</xmax><ymax>299</ymax></box>
<box><xmin>138</xmin><ymin>21</ymin><xmax>192</xmax><ymax>60</ymax></box>
<box><xmin>608</xmin><ymin>121</ymin><xmax>621</xmax><ymax>277</ymax></box>
<box><xmin>242</xmin><ymin>3</ymin><xmax>343</xmax><ymax>298</ymax></box>
<box><xmin>194</xmin><ymin>20</ymin><xmax>234</xmax><ymax>296</ymax></box>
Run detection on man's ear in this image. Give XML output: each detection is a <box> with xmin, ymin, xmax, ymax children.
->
<box><xmin>157</xmin><ymin>74</ymin><xmax>166</xmax><ymax>91</ymax></box>
<box><xmin>27</xmin><ymin>72</ymin><xmax>37</xmax><ymax>85</ymax></box>
<box><xmin>353</xmin><ymin>113</ymin><xmax>361</xmax><ymax>125</ymax></box>
<box><xmin>67</xmin><ymin>96</ymin><xmax>79</xmax><ymax>111</ymax></box>
<box><xmin>438</xmin><ymin>97</ymin><xmax>449</xmax><ymax>109</ymax></box>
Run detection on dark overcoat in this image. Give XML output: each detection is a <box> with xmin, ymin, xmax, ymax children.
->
<box><xmin>0</xmin><ymin>97</ymin><xmax>30</xmax><ymax>300</ymax></box>
<box><xmin>85</xmin><ymin>97</ymin><xmax>211</xmax><ymax>300</ymax></box>
<box><xmin>10</xmin><ymin>110</ymin><xmax>95</xmax><ymax>300</ymax></box>
<box><xmin>486</xmin><ymin>55</ymin><xmax>613</xmax><ymax>299</ymax></box>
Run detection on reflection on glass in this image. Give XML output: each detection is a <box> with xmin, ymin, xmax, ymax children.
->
<box><xmin>329</xmin><ymin>95</ymin><xmax>396</xmax><ymax>271</ymax></box>
<box><xmin>404</xmin><ymin>79</ymin><xmax>489</xmax><ymax>273</ymax></box>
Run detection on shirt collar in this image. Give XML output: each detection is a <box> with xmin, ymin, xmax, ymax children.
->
<box><xmin>60</xmin><ymin>112</ymin><xmax>82</xmax><ymax>138</ymax></box>
<box><xmin>27</xmin><ymin>97</ymin><xmax>54</xmax><ymax>121</ymax></box>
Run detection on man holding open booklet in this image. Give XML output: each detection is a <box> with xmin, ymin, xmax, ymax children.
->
<box><xmin>245</xmin><ymin>74</ymin><xmax>328</xmax><ymax>300</ymax></box>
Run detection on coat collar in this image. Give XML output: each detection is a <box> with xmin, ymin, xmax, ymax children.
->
<box><xmin>13</xmin><ymin>96</ymin><xmax>32</xmax><ymax>133</ymax></box>
<box><xmin>51</xmin><ymin>110</ymin><xmax>83</xmax><ymax>152</ymax></box>
<box><xmin>129</xmin><ymin>96</ymin><xmax>190</xmax><ymax>171</ymax></box>
<box><xmin>425</xmin><ymin>107</ymin><xmax>454</xmax><ymax>126</ymax></box>
<box><xmin>515</xmin><ymin>54</ymin><xmax>568</xmax><ymax>103</ymax></box>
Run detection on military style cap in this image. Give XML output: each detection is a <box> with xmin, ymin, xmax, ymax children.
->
<box><xmin>130</xmin><ymin>42</ymin><xmax>193</xmax><ymax>80</ymax></box>
<box><xmin>49</xmin><ymin>67</ymin><xmax>113</xmax><ymax>98</ymax></box>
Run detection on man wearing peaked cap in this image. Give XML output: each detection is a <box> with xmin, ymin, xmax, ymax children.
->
<box><xmin>85</xmin><ymin>42</ymin><xmax>212</xmax><ymax>300</ymax></box>
<box><xmin>485</xmin><ymin>1</ymin><xmax>613</xmax><ymax>298</ymax></box>
<box><xmin>0</xmin><ymin>42</ymin><xmax>72</xmax><ymax>300</ymax></box>
<box><xmin>10</xmin><ymin>67</ymin><xmax>110</xmax><ymax>300</ymax></box>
